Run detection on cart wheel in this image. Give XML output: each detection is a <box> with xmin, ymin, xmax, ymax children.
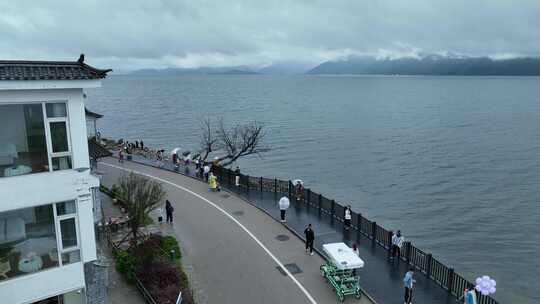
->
<box><xmin>338</xmin><ymin>293</ymin><xmax>344</xmax><ymax>302</ymax></box>
<box><xmin>355</xmin><ymin>287</ymin><xmax>362</xmax><ymax>299</ymax></box>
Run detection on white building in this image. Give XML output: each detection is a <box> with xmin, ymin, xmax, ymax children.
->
<box><xmin>0</xmin><ymin>56</ymin><xmax>111</xmax><ymax>304</ymax></box>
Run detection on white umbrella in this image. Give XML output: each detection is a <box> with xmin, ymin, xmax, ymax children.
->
<box><xmin>171</xmin><ymin>147</ymin><xmax>181</xmax><ymax>155</ymax></box>
<box><xmin>292</xmin><ymin>179</ymin><xmax>304</xmax><ymax>186</ymax></box>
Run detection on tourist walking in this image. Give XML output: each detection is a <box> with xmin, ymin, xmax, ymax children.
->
<box><xmin>391</xmin><ymin>230</ymin><xmax>404</xmax><ymax>260</ymax></box>
<box><xmin>352</xmin><ymin>243</ymin><xmax>360</xmax><ymax>256</ymax></box>
<box><xmin>140</xmin><ymin>140</ymin><xmax>144</xmax><ymax>150</ymax></box>
<box><xmin>208</xmin><ymin>172</ymin><xmax>218</xmax><ymax>191</ymax></box>
<box><xmin>165</xmin><ymin>200</ymin><xmax>174</xmax><ymax>224</ymax></box>
<box><xmin>304</xmin><ymin>224</ymin><xmax>315</xmax><ymax>255</ymax></box>
<box><xmin>198</xmin><ymin>163</ymin><xmax>204</xmax><ymax>179</ymax></box>
<box><xmin>403</xmin><ymin>268</ymin><xmax>415</xmax><ymax>304</ymax></box>
<box><xmin>459</xmin><ymin>286</ymin><xmax>478</xmax><ymax>304</ymax></box>
<box><xmin>156</xmin><ymin>149</ymin><xmax>164</xmax><ymax>167</ymax></box>
<box><xmin>352</xmin><ymin>243</ymin><xmax>360</xmax><ymax>275</ymax></box>
<box><xmin>118</xmin><ymin>149</ymin><xmax>124</xmax><ymax>163</ymax></box>
<box><xmin>278</xmin><ymin>195</ymin><xmax>290</xmax><ymax>222</ymax></box>
<box><xmin>234</xmin><ymin>166</ymin><xmax>241</xmax><ymax>186</ymax></box>
<box><xmin>295</xmin><ymin>182</ymin><xmax>304</xmax><ymax>202</ymax></box>
<box><xmin>203</xmin><ymin>163</ymin><xmax>210</xmax><ymax>181</ymax></box>
<box><xmin>344</xmin><ymin>205</ymin><xmax>352</xmax><ymax>230</ymax></box>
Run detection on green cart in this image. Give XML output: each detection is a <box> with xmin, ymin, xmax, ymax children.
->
<box><xmin>320</xmin><ymin>242</ymin><xmax>365</xmax><ymax>302</ymax></box>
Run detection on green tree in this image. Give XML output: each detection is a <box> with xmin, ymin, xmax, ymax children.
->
<box><xmin>118</xmin><ymin>173</ymin><xmax>166</xmax><ymax>247</ymax></box>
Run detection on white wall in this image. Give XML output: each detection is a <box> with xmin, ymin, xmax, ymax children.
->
<box><xmin>0</xmin><ymin>84</ymin><xmax>102</xmax><ymax>301</ymax></box>
<box><xmin>0</xmin><ymin>262</ymin><xmax>85</xmax><ymax>304</ymax></box>
<box><xmin>78</xmin><ymin>194</ymin><xmax>97</xmax><ymax>262</ymax></box>
<box><xmin>0</xmin><ymin>169</ymin><xmax>99</xmax><ymax>212</ymax></box>
<box><xmin>68</xmin><ymin>91</ymin><xmax>91</xmax><ymax>170</ymax></box>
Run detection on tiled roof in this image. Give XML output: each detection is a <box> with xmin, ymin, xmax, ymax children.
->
<box><xmin>0</xmin><ymin>55</ymin><xmax>111</xmax><ymax>80</ymax></box>
<box><xmin>85</xmin><ymin>108</ymin><xmax>103</xmax><ymax>119</ymax></box>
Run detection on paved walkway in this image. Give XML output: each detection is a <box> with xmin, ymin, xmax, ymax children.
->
<box><xmin>112</xmin><ymin>153</ymin><xmax>463</xmax><ymax>304</ymax></box>
<box><xmin>98</xmin><ymin>157</ymin><xmax>374</xmax><ymax>304</ymax></box>
<box><xmin>96</xmin><ymin>192</ymin><xmax>146</xmax><ymax>304</ymax></box>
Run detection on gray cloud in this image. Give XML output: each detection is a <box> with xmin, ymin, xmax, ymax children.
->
<box><xmin>1</xmin><ymin>0</ymin><xmax>540</xmax><ymax>70</ymax></box>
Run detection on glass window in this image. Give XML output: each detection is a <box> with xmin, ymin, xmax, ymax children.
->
<box><xmin>0</xmin><ymin>205</ymin><xmax>58</xmax><ymax>282</ymax></box>
<box><xmin>0</xmin><ymin>104</ymin><xmax>49</xmax><ymax>177</ymax></box>
<box><xmin>52</xmin><ymin>156</ymin><xmax>72</xmax><ymax>171</ymax></box>
<box><xmin>60</xmin><ymin>218</ymin><xmax>78</xmax><ymax>248</ymax></box>
<box><xmin>61</xmin><ymin>250</ymin><xmax>80</xmax><ymax>264</ymax></box>
<box><xmin>46</xmin><ymin>103</ymin><xmax>67</xmax><ymax>118</ymax></box>
<box><xmin>50</xmin><ymin>122</ymin><xmax>69</xmax><ymax>153</ymax></box>
<box><xmin>56</xmin><ymin>201</ymin><xmax>76</xmax><ymax>216</ymax></box>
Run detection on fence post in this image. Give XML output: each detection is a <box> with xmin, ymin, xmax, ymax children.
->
<box><xmin>447</xmin><ymin>268</ymin><xmax>455</xmax><ymax>294</ymax></box>
<box><xmin>288</xmin><ymin>180</ymin><xmax>292</xmax><ymax>198</ymax></box>
<box><xmin>405</xmin><ymin>242</ymin><xmax>411</xmax><ymax>264</ymax></box>
<box><xmin>274</xmin><ymin>178</ymin><xmax>277</xmax><ymax>194</ymax></box>
<box><xmin>426</xmin><ymin>253</ymin><xmax>433</xmax><ymax>278</ymax></box>
<box><xmin>246</xmin><ymin>175</ymin><xmax>250</xmax><ymax>194</ymax></box>
<box><xmin>306</xmin><ymin>189</ymin><xmax>311</xmax><ymax>208</ymax></box>
<box><xmin>356</xmin><ymin>213</ymin><xmax>362</xmax><ymax>242</ymax></box>
<box><xmin>387</xmin><ymin>230</ymin><xmax>393</xmax><ymax>252</ymax></box>
<box><xmin>371</xmin><ymin>221</ymin><xmax>377</xmax><ymax>242</ymax></box>
<box><xmin>318</xmin><ymin>194</ymin><xmax>322</xmax><ymax>211</ymax></box>
<box><xmin>260</xmin><ymin>177</ymin><xmax>263</xmax><ymax>192</ymax></box>
<box><xmin>330</xmin><ymin>200</ymin><xmax>335</xmax><ymax>219</ymax></box>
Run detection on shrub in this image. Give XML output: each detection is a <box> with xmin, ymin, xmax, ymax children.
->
<box><xmin>137</xmin><ymin>261</ymin><xmax>180</xmax><ymax>304</ymax></box>
<box><xmin>114</xmin><ymin>250</ymin><xmax>137</xmax><ymax>282</ymax></box>
<box><xmin>162</xmin><ymin>236</ymin><xmax>182</xmax><ymax>260</ymax></box>
<box><xmin>132</xmin><ymin>235</ymin><xmax>162</xmax><ymax>265</ymax></box>
<box><xmin>113</xmin><ymin>235</ymin><xmax>194</xmax><ymax>303</ymax></box>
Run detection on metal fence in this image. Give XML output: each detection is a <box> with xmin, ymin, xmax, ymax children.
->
<box><xmin>212</xmin><ymin>165</ymin><xmax>499</xmax><ymax>304</ymax></box>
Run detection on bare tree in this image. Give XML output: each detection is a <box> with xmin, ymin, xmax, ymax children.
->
<box><xmin>199</xmin><ymin>117</ymin><xmax>219</xmax><ymax>162</ymax></box>
<box><xmin>216</xmin><ymin>119</ymin><xmax>268</xmax><ymax>167</ymax></box>
<box><xmin>118</xmin><ymin>173</ymin><xmax>166</xmax><ymax>247</ymax></box>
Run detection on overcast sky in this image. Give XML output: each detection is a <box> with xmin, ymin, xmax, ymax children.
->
<box><xmin>1</xmin><ymin>0</ymin><xmax>539</xmax><ymax>71</ymax></box>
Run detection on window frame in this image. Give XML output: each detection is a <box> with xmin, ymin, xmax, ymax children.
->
<box><xmin>0</xmin><ymin>100</ymin><xmax>74</xmax><ymax>177</ymax></box>
<box><xmin>43</xmin><ymin>102</ymin><xmax>73</xmax><ymax>171</ymax></box>
<box><xmin>53</xmin><ymin>200</ymin><xmax>81</xmax><ymax>266</ymax></box>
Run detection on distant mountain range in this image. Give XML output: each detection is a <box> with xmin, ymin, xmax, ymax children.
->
<box><xmin>130</xmin><ymin>62</ymin><xmax>315</xmax><ymax>75</ymax></box>
<box><xmin>129</xmin><ymin>55</ymin><xmax>540</xmax><ymax>76</ymax></box>
<box><xmin>308</xmin><ymin>55</ymin><xmax>540</xmax><ymax>76</ymax></box>
<box><xmin>130</xmin><ymin>66</ymin><xmax>258</xmax><ymax>75</ymax></box>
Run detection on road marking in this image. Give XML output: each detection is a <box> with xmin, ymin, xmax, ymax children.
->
<box><xmin>100</xmin><ymin>161</ymin><xmax>318</xmax><ymax>304</ymax></box>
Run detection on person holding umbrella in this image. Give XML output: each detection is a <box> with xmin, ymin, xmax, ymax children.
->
<box><xmin>278</xmin><ymin>195</ymin><xmax>290</xmax><ymax>222</ymax></box>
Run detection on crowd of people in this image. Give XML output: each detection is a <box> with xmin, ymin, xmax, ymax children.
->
<box><xmin>117</xmin><ymin>140</ymin><xmax>478</xmax><ymax>304</ymax></box>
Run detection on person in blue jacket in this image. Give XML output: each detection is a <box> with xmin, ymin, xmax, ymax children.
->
<box><xmin>403</xmin><ymin>268</ymin><xmax>416</xmax><ymax>304</ymax></box>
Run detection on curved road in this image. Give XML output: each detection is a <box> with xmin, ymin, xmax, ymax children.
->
<box><xmin>98</xmin><ymin>158</ymin><xmax>373</xmax><ymax>304</ymax></box>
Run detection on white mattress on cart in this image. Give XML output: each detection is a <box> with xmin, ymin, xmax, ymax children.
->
<box><xmin>322</xmin><ymin>242</ymin><xmax>365</xmax><ymax>270</ymax></box>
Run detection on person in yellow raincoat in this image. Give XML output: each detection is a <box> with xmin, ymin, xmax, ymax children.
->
<box><xmin>208</xmin><ymin>172</ymin><xmax>218</xmax><ymax>191</ymax></box>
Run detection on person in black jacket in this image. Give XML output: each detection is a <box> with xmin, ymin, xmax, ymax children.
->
<box><xmin>304</xmin><ymin>224</ymin><xmax>315</xmax><ymax>255</ymax></box>
<box><xmin>165</xmin><ymin>200</ymin><xmax>174</xmax><ymax>224</ymax></box>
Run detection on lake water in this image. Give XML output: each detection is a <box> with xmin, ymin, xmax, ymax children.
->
<box><xmin>88</xmin><ymin>75</ymin><xmax>540</xmax><ymax>303</ymax></box>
